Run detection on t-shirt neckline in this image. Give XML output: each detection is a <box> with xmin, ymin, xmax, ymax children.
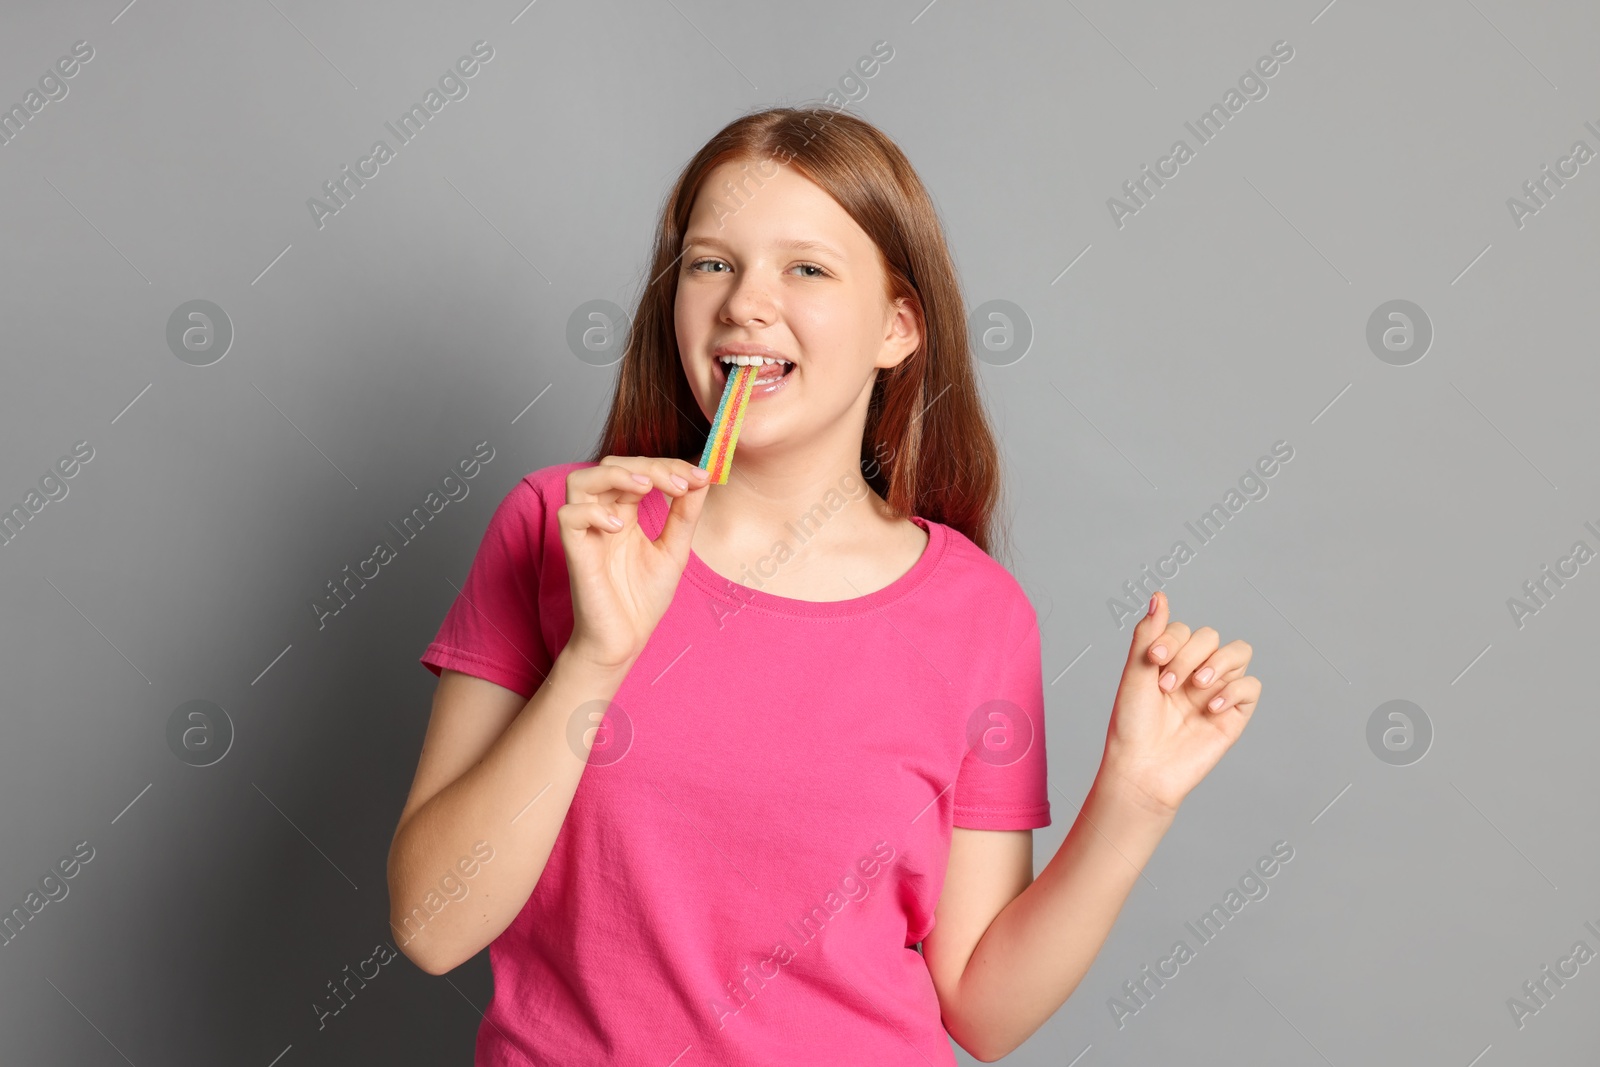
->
<box><xmin>643</xmin><ymin>488</ymin><xmax>947</xmax><ymax>618</ymax></box>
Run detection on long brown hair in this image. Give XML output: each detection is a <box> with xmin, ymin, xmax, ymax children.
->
<box><xmin>589</xmin><ymin>105</ymin><xmax>1011</xmax><ymax>561</ymax></box>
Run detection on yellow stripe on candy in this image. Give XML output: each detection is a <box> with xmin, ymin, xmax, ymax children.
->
<box><xmin>697</xmin><ymin>363</ymin><xmax>760</xmax><ymax>484</ymax></box>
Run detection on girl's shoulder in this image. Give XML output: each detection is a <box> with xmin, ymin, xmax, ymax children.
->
<box><xmin>490</xmin><ymin>460</ymin><xmax>605</xmax><ymax>523</ymax></box>
<box><xmin>473</xmin><ymin>461</ymin><xmax>597</xmax><ymax>544</ymax></box>
<box><xmin>520</xmin><ymin>459</ymin><xmax>600</xmax><ymax>499</ymax></box>
<box><xmin>915</xmin><ymin>517</ymin><xmax>1039</xmax><ymax>632</ymax></box>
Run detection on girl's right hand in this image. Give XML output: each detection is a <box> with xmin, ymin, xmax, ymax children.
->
<box><xmin>557</xmin><ymin>456</ymin><xmax>712</xmax><ymax>670</ymax></box>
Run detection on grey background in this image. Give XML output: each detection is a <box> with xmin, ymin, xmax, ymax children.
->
<box><xmin>2</xmin><ymin>0</ymin><xmax>1597</xmax><ymax>1063</ymax></box>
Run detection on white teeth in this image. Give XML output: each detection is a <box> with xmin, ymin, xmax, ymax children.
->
<box><xmin>718</xmin><ymin>355</ymin><xmax>790</xmax><ymax>366</ymax></box>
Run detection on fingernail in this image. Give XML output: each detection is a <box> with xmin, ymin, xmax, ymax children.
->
<box><xmin>690</xmin><ymin>467</ymin><xmax>710</xmax><ymax>480</ymax></box>
<box><xmin>631</xmin><ymin>473</ymin><xmax>651</xmax><ymax>486</ymax></box>
<box><xmin>670</xmin><ymin>475</ymin><xmax>688</xmax><ymax>490</ymax></box>
<box><xmin>1151</xmin><ymin>644</ymin><xmax>1167</xmax><ymax>660</ymax></box>
<box><xmin>607</xmin><ymin>515</ymin><xmax>623</xmax><ymax>528</ymax></box>
<box><xmin>1196</xmin><ymin>667</ymin><xmax>1214</xmax><ymax>685</ymax></box>
<box><xmin>1147</xmin><ymin>594</ymin><xmax>1157</xmax><ymax>616</ymax></box>
<box><xmin>1160</xmin><ymin>671</ymin><xmax>1176</xmax><ymax>691</ymax></box>
<box><xmin>1208</xmin><ymin>695</ymin><xmax>1225</xmax><ymax>711</ymax></box>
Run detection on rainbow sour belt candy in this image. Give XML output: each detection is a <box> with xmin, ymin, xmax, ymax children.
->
<box><xmin>697</xmin><ymin>363</ymin><xmax>761</xmax><ymax>484</ymax></box>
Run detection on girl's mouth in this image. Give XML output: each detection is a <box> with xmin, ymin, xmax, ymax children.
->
<box><xmin>714</xmin><ymin>356</ymin><xmax>795</xmax><ymax>389</ymax></box>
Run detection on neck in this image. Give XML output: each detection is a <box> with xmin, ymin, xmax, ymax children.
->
<box><xmin>694</xmin><ymin>450</ymin><xmax>894</xmax><ymax>559</ymax></box>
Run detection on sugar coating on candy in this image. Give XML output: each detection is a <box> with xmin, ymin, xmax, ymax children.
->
<box><xmin>697</xmin><ymin>363</ymin><xmax>760</xmax><ymax>484</ymax></box>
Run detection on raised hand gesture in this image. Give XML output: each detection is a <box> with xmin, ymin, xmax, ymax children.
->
<box><xmin>1100</xmin><ymin>590</ymin><xmax>1262</xmax><ymax>818</ymax></box>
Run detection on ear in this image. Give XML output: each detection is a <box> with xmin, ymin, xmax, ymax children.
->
<box><xmin>878</xmin><ymin>297</ymin><xmax>922</xmax><ymax>370</ymax></box>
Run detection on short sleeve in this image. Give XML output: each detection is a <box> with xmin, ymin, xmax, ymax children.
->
<box><xmin>419</xmin><ymin>476</ymin><xmax>553</xmax><ymax>700</ymax></box>
<box><xmin>952</xmin><ymin>601</ymin><xmax>1051</xmax><ymax>830</ymax></box>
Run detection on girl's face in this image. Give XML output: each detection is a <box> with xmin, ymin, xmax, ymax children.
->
<box><xmin>675</xmin><ymin>158</ymin><xmax>920</xmax><ymax>465</ymax></box>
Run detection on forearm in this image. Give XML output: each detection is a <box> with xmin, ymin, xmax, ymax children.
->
<box><xmin>387</xmin><ymin>647</ymin><xmax>634</xmax><ymax>974</ymax></box>
<box><xmin>950</xmin><ymin>771</ymin><xmax>1175</xmax><ymax>1060</ymax></box>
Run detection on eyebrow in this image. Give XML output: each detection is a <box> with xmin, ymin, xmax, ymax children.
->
<box><xmin>682</xmin><ymin>235</ymin><xmax>847</xmax><ymax>260</ymax></box>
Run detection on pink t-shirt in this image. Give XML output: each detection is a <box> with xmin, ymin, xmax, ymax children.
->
<box><xmin>420</xmin><ymin>461</ymin><xmax>1050</xmax><ymax>1065</ymax></box>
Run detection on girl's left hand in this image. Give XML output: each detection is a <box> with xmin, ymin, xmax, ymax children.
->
<box><xmin>1099</xmin><ymin>589</ymin><xmax>1262</xmax><ymax>819</ymax></box>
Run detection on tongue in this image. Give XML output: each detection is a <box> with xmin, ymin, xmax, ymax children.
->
<box><xmin>734</xmin><ymin>361</ymin><xmax>786</xmax><ymax>381</ymax></box>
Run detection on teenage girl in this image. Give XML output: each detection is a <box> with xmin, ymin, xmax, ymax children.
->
<box><xmin>386</xmin><ymin>106</ymin><xmax>1261</xmax><ymax>1065</ymax></box>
